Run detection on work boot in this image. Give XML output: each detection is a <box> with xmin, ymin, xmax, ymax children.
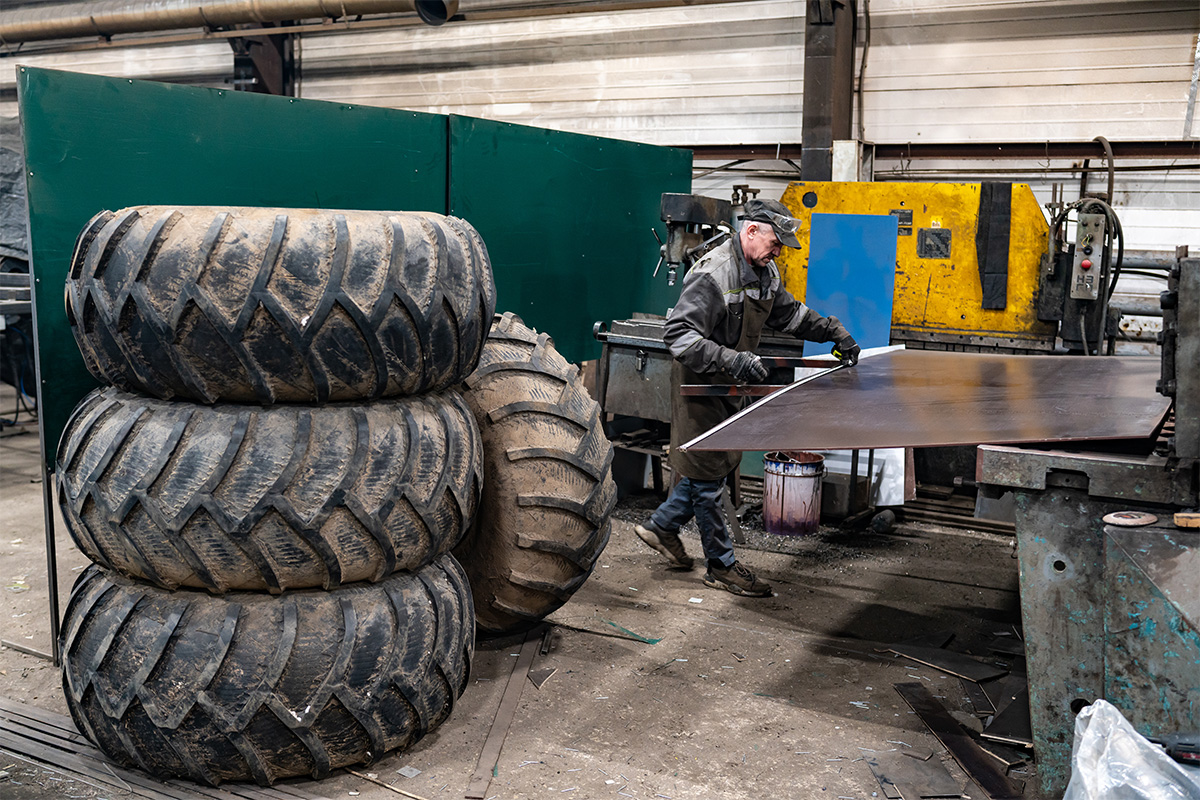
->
<box><xmin>703</xmin><ymin>562</ymin><xmax>773</xmax><ymax>597</ymax></box>
<box><xmin>634</xmin><ymin>521</ymin><xmax>693</xmax><ymax>569</ymax></box>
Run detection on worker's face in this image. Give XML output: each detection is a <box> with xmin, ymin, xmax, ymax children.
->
<box><xmin>742</xmin><ymin>222</ymin><xmax>782</xmax><ymax>267</ymax></box>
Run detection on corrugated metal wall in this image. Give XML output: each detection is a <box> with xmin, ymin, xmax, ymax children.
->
<box><xmin>296</xmin><ymin>1</ymin><xmax>804</xmax><ymax>145</ymax></box>
<box><xmin>0</xmin><ymin>0</ymin><xmax>1196</xmax><ymax>253</ymax></box>
<box><xmin>0</xmin><ymin>43</ymin><xmax>230</xmax><ymax>113</ymax></box>
<box><xmin>292</xmin><ymin>0</ymin><xmax>1200</xmax><ymax>147</ymax></box>
<box><xmin>863</xmin><ymin>0</ymin><xmax>1199</xmax><ymax>143</ymax></box>
<box><xmin>296</xmin><ymin>0</ymin><xmax>1200</xmax><ymax>252</ymax></box>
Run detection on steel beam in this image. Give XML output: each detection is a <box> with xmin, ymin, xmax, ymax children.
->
<box><xmin>800</xmin><ymin>0</ymin><xmax>856</xmax><ymax>180</ymax></box>
<box><xmin>689</xmin><ymin>141</ymin><xmax>1200</xmax><ymax>162</ymax></box>
<box><xmin>230</xmin><ymin>24</ymin><xmax>295</xmax><ymax>95</ymax></box>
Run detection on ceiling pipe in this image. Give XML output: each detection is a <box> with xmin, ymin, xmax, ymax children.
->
<box><xmin>0</xmin><ymin>0</ymin><xmax>458</xmax><ymax>43</ymax></box>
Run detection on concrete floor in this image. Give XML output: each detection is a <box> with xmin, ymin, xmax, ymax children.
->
<box><xmin>0</xmin><ymin>386</ymin><xmax>1040</xmax><ymax>800</ymax></box>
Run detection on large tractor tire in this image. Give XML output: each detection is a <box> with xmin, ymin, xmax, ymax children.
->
<box><xmin>56</xmin><ymin>386</ymin><xmax>482</xmax><ymax>594</ymax></box>
<box><xmin>455</xmin><ymin>313</ymin><xmax>616</xmax><ymax>636</ymax></box>
<box><xmin>65</xmin><ymin>206</ymin><xmax>496</xmax><ymax>404</ymax></box>
<box><xmin>61</xmin><ymin>557</ymin><xmax>474</xmax><ymax>786</ymax></box>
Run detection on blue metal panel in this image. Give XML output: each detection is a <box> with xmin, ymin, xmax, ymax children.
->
<box><xmin>806</xmin><ymin>213</ymin><xmax>898</xmax><ymax>349</ymax></box>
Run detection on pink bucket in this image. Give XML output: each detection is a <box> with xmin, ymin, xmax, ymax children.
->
<box><xmin>762</xmin><ymin>451</ymin><xmax>824</xmax><ymax>536</ymax></box>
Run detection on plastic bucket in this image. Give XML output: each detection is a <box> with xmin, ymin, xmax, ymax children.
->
<box><xmin>762</xmin><ymin>451</ymin><xmax>824</xmax><ymax>536</ymax></box>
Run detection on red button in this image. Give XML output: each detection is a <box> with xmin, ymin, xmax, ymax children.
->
<box><xmin>1081</xmin><ymin>259</ymin><xmax>1093</xmax><ymax>270</ymax></box>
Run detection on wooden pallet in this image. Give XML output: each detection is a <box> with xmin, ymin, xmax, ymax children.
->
<box><xmin>0</xmin><ymin>696</ymin><xmax>334</xmax><ymax>800</ymax></box>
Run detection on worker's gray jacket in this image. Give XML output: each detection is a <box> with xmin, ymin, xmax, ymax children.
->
<box><xmin>663</xmin><ymin>235</ymin><xmax>839</xmax><ymax>373</ymax></box>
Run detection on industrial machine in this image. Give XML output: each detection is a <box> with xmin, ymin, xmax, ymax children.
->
<box><xmin>777</xmin><ymin>180</ymin><xmax>1134</xmax><ymax>356</ymax></box>
<box><xmin>595</xmin><ymin>189</ymin><xmax>816</xmax><ymax>503</ymax></box>
<box><xmin>597</xmin><ymin>183</ymin><xmax>1196</xmax><ymax>798</ymax></box>
<box><xmin>779</xmin><ymin>181</ymin><xmax>1056</xmax><ymax>353</ymax></box>
<box><xmin>605</xmin><ymin>178</ymin><xmax>1139</xmax><ymax>434</ymax></box>
<box><xmin>976</xmin><ymin>251</ymin><xmax>1197</xmax><ymax>796</ymax></box>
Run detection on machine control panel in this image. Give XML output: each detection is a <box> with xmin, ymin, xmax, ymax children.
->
<box><xmin>1070</xmin><ymin>213</ymin><xmax>1106</xmax><ymax>300</ymax></box>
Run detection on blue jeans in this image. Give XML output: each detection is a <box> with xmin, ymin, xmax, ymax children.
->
<box><xmin>649</xmin><ymin>477</ymin><xmax>735</xmax><ymax>568</ymax></box>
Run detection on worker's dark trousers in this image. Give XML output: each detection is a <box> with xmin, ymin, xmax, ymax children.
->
<box><xmin>649</xmin><ymin>477</ymin><xmax>735</xmax><ymax>568</ymax></box>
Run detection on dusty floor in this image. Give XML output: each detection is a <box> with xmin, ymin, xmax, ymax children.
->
<box><xmin>0</xmin><ymin>397</ymin><xmax>1038</xmax><ymax>800</ymax></box>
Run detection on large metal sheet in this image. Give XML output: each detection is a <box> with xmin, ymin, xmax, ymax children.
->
<box><xmin>682</xmin><ymin>349</ymin><xmax>1170</xmax><ymax>452</ymax></box>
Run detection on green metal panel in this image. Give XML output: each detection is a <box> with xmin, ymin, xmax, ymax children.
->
<box><xmin>448</xmin><ymin>115</ymin><xmax>691</xmax><ymax>364</ymax></box>
<box><xmin>19</xmin><ymin>67</ymin><xmax>447</xmax><ymax>455</ymax></box>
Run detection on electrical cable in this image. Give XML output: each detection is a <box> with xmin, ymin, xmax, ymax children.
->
<box><xmin>1094</xmin><ymin>135</ymin><xmax>1115</xmax><ymax>205</ymax></box>
<box><xmin>855</xmin><ymin>0</ymin><xmax>871</xmax><ymax>144</ymax></box>
<box><xmin>1052</xmin><ymin>197</ymin><xmax>1125</xmax><ymax>354</ymax></box>
<box><xmin>1116</xmin><ymin>269</ymin><xmax>1170</xmax><ymax>281</ymax></box>
<box><xmin>1087</xmin><ymin>199</ymin><xmax>1113</xmax><ymax>355</ymax></box>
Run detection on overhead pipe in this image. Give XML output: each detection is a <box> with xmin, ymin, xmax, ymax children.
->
<box><xmin>0</xmin><ymin>0</ymin><xmax>458</xmax><ymax>44</ymax></box>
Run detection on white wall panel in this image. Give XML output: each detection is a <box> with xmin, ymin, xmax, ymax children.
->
<box><xmin>859</xmin><ymin>0</ymin><xmax>1200</xmax><ymax>143</ymax></box>
<box><xmin>0</xmin><ymin>41</ymin><xmax>232</xmax><ymax>119</ymax></box>
<box><xmin>0</xmin><ymin>0</ymin><xmax>1194</xmax><ymax>249</ymax></box>
<box><xmin>298</xmin><ymin>0</ymin><xmax>805</xmax><ymax>146</ymax></box>
<box><xmin>871</xmin><ymin>155</ymin><xmax>1200</xmax><ymax>251</ymax></box>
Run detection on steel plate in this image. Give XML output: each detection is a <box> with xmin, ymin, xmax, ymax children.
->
<box><xmin>682</xmin><ymin>350</ymin><xmax>1170</xmax><ymax>452</ymax></box>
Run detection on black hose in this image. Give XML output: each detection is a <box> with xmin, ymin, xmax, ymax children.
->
<box><xmin>1054</xmin><ymin>197</ymin><xmax>1121</xmax><ymax>354</ymax></box>
<box><xmin>1094</xmin><ymin>135</ymin><xmax>1115</xmax><ymax>204</ymax></box>
<box><xmin>856</xmin><ymin>0</ymin><xmax>871</xmax><ymax>143</ymax></box>
<box><xmin>1117</xmin><ymin>269</ymin><xmax>1170</xmax><ymax>281</ymax></box>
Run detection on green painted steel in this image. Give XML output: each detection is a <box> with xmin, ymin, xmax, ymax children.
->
<box><xmin>21</xmin><ymin>68</ymin><xmax>691</xmax><ymax>456</ymax></box>
<box><xmin>19</xmin><ymin>67</ymin><xmax>449</xmax><ymax>453</ymax></box>
<box><xmin>449</xmin><ymin>115</ymin><xmax>691</xmax><ymax>364</ymax></box>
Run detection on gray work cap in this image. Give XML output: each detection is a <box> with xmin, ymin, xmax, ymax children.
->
<box><xmin>742</xmin><ymin>198</ymin><xmax>802</xmax><ymax>249</ymax></box>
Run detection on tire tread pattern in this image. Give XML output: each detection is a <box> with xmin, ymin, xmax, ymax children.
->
<box><xmin>56</xmin><ymin>387</ymin><xmax>482</xmax><ymax>593</ymax></box>
<box><xmin>61</xmin><ymin>557</ymin><xmax>474</xmax><ymax>786</ymax></box>
<box><xmin>455</xmin><ymin>312</ymin><xmax>616</xmax><ymax>635</ymax></box>
<box><xmin>67</xmin><ymin>206</ymin><xmax>496</xmax><ymax>404</ymax></box>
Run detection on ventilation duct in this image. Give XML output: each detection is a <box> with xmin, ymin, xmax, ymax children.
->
<box><xmin>0</xmin><ymin>0</ymin><xmax>458</xmax><ymax>43</ymax></box>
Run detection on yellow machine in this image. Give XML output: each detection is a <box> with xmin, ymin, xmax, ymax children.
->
<box><xmin>777</xmin><ymin>181</ymin><xmax>1058</xmax><ymax>353</ymax></box>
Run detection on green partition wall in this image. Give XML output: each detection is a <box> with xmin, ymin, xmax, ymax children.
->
<box><xmin>20</xmin><ymin>66</ymin><xmax>691</xmax><ymax>454</ymax></box>
<box><xmin>449</xmin><ymin>116</ymin><xmax>690</xmax><ymax>363</ymax></box>
<box><xmin>19</xmin><ymin>66</ymin><xmax>448</xmax><ymax>451</ymax></box>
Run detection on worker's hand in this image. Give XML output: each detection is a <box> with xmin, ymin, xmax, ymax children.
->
<box><xmin>833</xmin><ymin>334</ymin><xmax>860</xmax><ymax>366</ymax></box>
<box><xmin>728</xmin><ymin>351</ymin><xmax>769</xmax><ymax>384</ymax></box>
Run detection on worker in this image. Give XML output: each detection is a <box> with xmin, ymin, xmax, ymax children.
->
<box><xmin>635</xmin><ymin>198</ymin><xmax>860</xmax><ymax>597</ymax></box>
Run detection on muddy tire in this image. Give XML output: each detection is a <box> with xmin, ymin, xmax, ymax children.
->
<box><xmin>56</xmin><ymin>387</ymin><xmax>482</xmax><ymax>594</ymax></box>
<box><xmin>65</xmin><ymin>206</ymin><xmax>496</xmax><ymax>404</ymax></box>
<box><xmin>455</xmin><ymin>313</ymin><xmax>616</xmax><ymax>636</ymax></box>
<box><xmin>61</xmin><ymin>557</ymin><xmax>474</xmax><ymax>786</ymax></box>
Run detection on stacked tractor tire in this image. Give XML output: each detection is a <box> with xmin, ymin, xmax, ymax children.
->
<box><xmin>55</xmin><ymin>206</ymin><xmax>616</xmax><ymax>786</ymax></box>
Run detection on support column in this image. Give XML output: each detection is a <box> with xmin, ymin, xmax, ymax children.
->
<box><xmin>231</xmin><ymin>23</ymin><xmax>296</xmax><ymax>96</ymax></box>
<box><xmin>801</xmin><ymin>0</ymin><xmax>857</xmax><ymax>180</ymax></box>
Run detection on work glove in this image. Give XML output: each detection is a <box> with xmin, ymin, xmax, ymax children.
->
<box><xmin>820</xmin><ymin>315</ymin><xmax>860</xmax><ymax>365</ymax></box>
<box><xmin>833</xmin><ymin>334</ymin><xmax>860</xmax><ymax>366</ymax></box>
<box><xmin>727</xmin><ymin>351</ymin><xmax>769</xmax><ymax>384</ymax></box>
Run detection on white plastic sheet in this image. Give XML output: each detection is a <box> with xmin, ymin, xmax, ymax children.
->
<box><xmin>1063</xmin><ymin>700</ymin><xmax>1200</xmax><ymax>800</ymax></box>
